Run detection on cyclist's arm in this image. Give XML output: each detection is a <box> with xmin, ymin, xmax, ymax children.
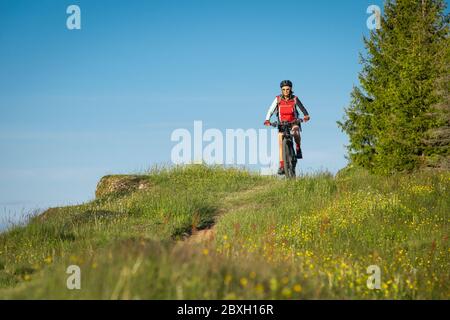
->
<box><xmin>265</xmin><ymin>97</ymin><xmax>278</xmax><ymax>121</ymax></box>
<box><xmin>295</xmin><ymin>96</ymin><xmax>309</xmax><ymax>117</ymax></box>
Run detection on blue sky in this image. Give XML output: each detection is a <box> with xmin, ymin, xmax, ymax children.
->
<box><xmin>0</xmin><ymin>0</ymin><xmax>386</xmax><ymax>227</ymax></box>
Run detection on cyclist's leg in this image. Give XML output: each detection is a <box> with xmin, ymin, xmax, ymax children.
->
<box><xmin>292</xmin><ymin>125</ymin><xmax>302</xmax><ymax>159</ymax></box>
<box><xmin>292</xmin><ymin>125</ymin><xmax>300</xmax><ymax>149</ymax></box>
<box><xmin>278</xmin><ymin>132</ymin><xmax>285</xmax><ymax>174</ymax></box>
<box><xmin>278</xmin><ymin>132</ymin><xmax>283</xmax><ymax>163</ymax></box>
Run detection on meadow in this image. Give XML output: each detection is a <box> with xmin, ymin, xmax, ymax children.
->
<box><xmin>0</xmin><ymin>164</ymin><xmax>448</xmax><ymax>299</ymax></box>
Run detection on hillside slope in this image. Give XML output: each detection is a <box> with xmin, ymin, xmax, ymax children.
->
<box><xmin>0</xmin><ymin>165</ymin><xmax>448</xmax><ymax>299</ymax></box>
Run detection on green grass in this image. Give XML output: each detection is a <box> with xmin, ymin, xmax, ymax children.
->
<box><xmin>0</xmin><ymin>164</ymin><xmax>448</xmax><ymax>299</ymax></box>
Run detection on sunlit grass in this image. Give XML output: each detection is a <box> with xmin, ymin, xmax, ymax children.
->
<box><xmin>0</xmin><ymin>165</ymin><xmax>448</xmax><ymax>299</ymax></box>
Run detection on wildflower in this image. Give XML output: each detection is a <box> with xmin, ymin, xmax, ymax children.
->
<box><xmin>224</xmin><ymin>274</ymin><xmax>232</xmax><ymax>285</ymax></box>
<box><xmin>282</xmin><ymin>287</ymin><xmax>292</xmax><ymax>298</ymax></box>
<box><xmin>410</xmin><ymin>185</ymin><xmax>433</xmax><ymax>194</ymax></box>
<box><xmin>255</xmin><ymin>283</ymin><xmax>265</xmax><ymax>294</ymax></box>
<box><xmin>270</xmin><ymin>278</ymin><xmax>278</xmax><ymax>292</ymax></box>
<box><xmin>293</xmin><ymin>284</ymin><xmax>302</xmax><ymax>293</ymax></box>
<box><xmin>202</xmin><ymin>248</ymin><xmax>209</xmax><ymax>256</ymax></box>
<box><xmin>240</xmin><ymin>277</ymin><xmax>248</xmax><ymax>287</ymax></box>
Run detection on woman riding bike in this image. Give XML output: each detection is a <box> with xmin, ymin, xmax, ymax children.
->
<box><xmin>264</xmin><ymin>80</ymin><xmax>310</xmax><ymax>175</ymax></box>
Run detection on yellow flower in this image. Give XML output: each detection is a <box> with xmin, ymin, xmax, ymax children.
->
<box><xmin>282</xmin><ymin>287</ymin><xmax>292</xmax><ymax>298</ymax></box>
<box><xmin>293</xmin><ymin>284</ymin><xmax>302</xmax><ymax>293</ymax></box>
<box><xmin>249</xmin><ymin>271</ymin><xmax>256</xmax><ymax>279</ymax></box>
<box><xmin>224</xmin><ymin>274</ymin><xmax>232</xmax><ymax>285</ymax></box>
<box><xmin>410</xmin><ymin>185</ymin><xmax>433</xmax><ymax>194</ymax></box>
<box><xmin>202</xmin><ymin>248</ymin><xmax>209</xmax><ymax>256</ymax></box>
<box><xmin>240</xmin><ymin>277</ymin><xmax>248</xmax><ymax>287</ymax></box>
<box><xmin>270</xmin><ymin>278</ymin><xmax>278</xmax><ymax>291</ymax></box>
<box><xmin>255</xmin><ymin>283</ymin><xmax>265</xmax><ymax>294</ymax></box>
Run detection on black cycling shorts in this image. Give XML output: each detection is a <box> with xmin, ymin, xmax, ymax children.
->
<box><xmin>278</xmin><ymin>123</ymin><xmax>302</xmax><ymax>133</ymax></box>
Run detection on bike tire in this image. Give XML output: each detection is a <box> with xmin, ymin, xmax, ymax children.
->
<box><xmin>282</xmin><ymin>139</ymin><xmax>296</xmax><ymax>179</ymax></box>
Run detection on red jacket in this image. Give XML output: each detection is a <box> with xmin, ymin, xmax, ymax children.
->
<box><xmin>265</xmin><ymin>94</ymin><xmax>309</xmax><ymax>122</ymax></box>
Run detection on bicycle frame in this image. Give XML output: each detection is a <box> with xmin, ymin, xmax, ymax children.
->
<box><xmin>270</xmin><ymin>120</ymin><xmax>303</xmax><ymax>178</ymax></box>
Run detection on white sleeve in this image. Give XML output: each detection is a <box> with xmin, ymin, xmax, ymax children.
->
<box><xmin>265</xmin><ymin>98</ymin><xmax>278</xmax><ymax>121</ymax></box>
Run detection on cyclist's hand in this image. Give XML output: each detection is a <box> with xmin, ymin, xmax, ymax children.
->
<box><xmin>264</xmin><ymin>120</ymin><xmax>271</xmax><ymax>126</ymax></box>
<box><xmin>304</xmin><ymin>115</ymin><xmax>310</xmax><ymax>122</ymax></box>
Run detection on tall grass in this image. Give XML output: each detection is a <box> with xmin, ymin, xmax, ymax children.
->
<box><xmin>0</xmin><ymin>165</ymin><xmax>448</xmax><ymax>299</ymax></box>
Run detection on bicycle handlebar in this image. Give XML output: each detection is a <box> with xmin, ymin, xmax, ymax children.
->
<box><xmin>270</xmin><ymin>119</ymin><xmax>303</xmax><ymax>128</ymax></box>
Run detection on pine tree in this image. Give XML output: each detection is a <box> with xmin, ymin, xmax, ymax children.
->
<box><xmin>338</xmin><ymin>0</ymin><xmax>449</xmax><ymax>174</ymax></box>
<box><xmin>422</xmin><ymin>27</ymin><xmax>450</xmax><ymax>170</ymax></box>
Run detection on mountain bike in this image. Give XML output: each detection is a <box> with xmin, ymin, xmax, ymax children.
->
<box><xmin>270</xmin><ymin>119</ymin><xmax>303</xmax><ymax>179</ymax></box>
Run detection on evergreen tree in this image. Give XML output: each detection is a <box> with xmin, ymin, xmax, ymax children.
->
<box><xmin>338</xmin><ymin>0</ymin><xmax>449</xmax><ymax>174</ymax></box>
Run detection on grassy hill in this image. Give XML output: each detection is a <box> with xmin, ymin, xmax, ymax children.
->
<box><xmin>0</xmin><ymin>165</ymin><xmax>448</xmax><ymax>299</ymax></box>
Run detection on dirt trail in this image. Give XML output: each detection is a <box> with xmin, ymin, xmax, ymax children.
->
<box><xmin>180</xmin><ymin>182</ymin><xmax>278</xmax><ymax>247</ymax></box>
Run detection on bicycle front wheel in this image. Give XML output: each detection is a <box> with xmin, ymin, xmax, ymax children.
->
<box><xmin>282</xmin><ymin>139</ymin><xmax>296</xmax><ymax>179</ymax></box>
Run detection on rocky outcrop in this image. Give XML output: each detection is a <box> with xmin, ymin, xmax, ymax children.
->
<box><xmin>95</xmin><ymin>175</ymin><xmax>152</xmax><ymax>199</ymax></box>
